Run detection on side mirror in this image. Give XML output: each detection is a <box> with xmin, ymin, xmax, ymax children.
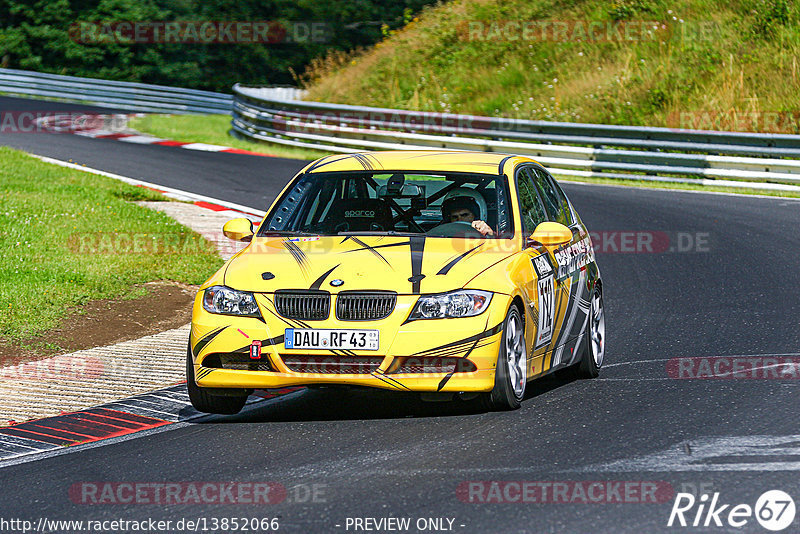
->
<box><xmin>529</xmin><ymin>222</ymin><xmax>572</xmax><ymax>247</ymax></box>
<box><xmin>222</xmin><ymin>218</ymin><xmax>254</xmax><ymax>242</ymax></box>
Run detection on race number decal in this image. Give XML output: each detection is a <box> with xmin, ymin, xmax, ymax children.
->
<box><xmin>532</xmin><ymin>255</ymin><xmax>556</xmax><ymax>348</ymax></box>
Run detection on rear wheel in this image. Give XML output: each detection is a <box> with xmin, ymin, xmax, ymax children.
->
<box><xmin>481</xmin><ymin>306</ymin><xmax>527</xmax><ymax>411</ymax></box>
<box><xmin>186</xmin><ymin>343</ymin><xmax>248</xmax><ymax>415</ymax></box>
<box><xmin>569</xmin><ymin>286</ymin><xmax>605</xmax><ymax>379</ymax></box>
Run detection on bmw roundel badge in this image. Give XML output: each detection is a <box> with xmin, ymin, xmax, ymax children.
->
<box><xmin>330</xmin><ymin>279</ymin><xmax>344</xmax><ymax>287</ymax></box>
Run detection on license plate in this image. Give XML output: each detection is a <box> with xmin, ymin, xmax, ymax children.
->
<box><xmin>284</xmin><ymin>329</ymin><xmax>379</xmax><ymax>351</ymax></box>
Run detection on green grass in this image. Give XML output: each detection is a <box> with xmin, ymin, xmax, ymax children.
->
<box><xmin>304</xmin><ymin>0</ymin><xmax>800</xmax><ymax>131</ymax></box>
<box><xmin>0</xmin><ymin>146</ymin><xmax>224</xmax><ymax>341</ymax></box>
<box><xmin>130</xmin><ymin>114</ymin><xmax>330</xmax><ymax>161</ymax></box>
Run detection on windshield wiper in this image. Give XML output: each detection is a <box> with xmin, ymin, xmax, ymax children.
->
<box><xmin>259</xmin><ymin>230</ymin><xmax>318</xmax><ymax>237</ymax></box>
<box><xmin>337</xmin><ymin>231</ymin><xmax>421</xmax><ymax>237</ymax></box>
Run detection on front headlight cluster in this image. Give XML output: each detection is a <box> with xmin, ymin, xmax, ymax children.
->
<box><xmin>409</xmin><ymin>290</ymin><xmax>493</xmax><ymax>320</ymax></box>
<box><xmin>203</xmin><ymin>286</ymin><xmax>261</xmax><ymax>317</ymax></box>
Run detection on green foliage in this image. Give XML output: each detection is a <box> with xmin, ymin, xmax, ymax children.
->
<box><xmin>0</xmin><ymin>0</ymin><xmax>435</xmax><ymax>91</ymax></box>
<box><xmin>607</xmin><ymin>0</ymin><xmax>657</xmax><ymax>20</ymax></box>
<box><xmin>750</xmin><ymin>0</ymin><xmax>791</xmax><ymax>38</ymax></box>
<box><xmin>646</xmin><ymin>87</ymin><xmax>668</xmax><ymax>111</ymax></box>
<box><xmin>306</xmin><ymin>0</ymin><xmax>800</xmax><ymax>131</ymax></box>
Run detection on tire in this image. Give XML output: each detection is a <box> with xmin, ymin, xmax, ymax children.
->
<box><xmin>481</xmin><ymin>305</ymin><xmax>527</xmax><ymax>411</ymax></box>
<box><xmin>569</xmin><ymin>286</ymin><xmax>605</xmax><ymax>379</ymax></box>
<box><xmin>186</xmin><ymin>343</ymin><xmax>248</xmax><ymax>415</ymax></box>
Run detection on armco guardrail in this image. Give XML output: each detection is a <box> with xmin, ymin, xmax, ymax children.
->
<box><xmin>231</xmin><ymin>84</ymin><xmax>800</xmax><ymax>192</ymax></box>
<box><xmin>0</xmin><ymin>68</ymin><xmax>231</xmax><ymax>114</ymax></box>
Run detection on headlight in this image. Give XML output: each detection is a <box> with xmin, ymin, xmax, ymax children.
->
<box><xmin>203</xmin><ymin>285</ymin><xmax>261</xmax><ymax>317</ymax></box>
<box><xmin>409</xmin><ymin>290</ymin><xmax>493</xmax><ymax>320</ymax></box>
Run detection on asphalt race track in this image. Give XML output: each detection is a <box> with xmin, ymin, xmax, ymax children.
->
<box><xmin>1</xmin><ymin>96</ymin><xmax>799</xmax><ymax>532</ymax></box>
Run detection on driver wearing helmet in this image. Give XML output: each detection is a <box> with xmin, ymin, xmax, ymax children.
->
<box><xmin>440</xmin><ymin>187</ymin><xmax>494</xmax><ymax>236</ymax></box>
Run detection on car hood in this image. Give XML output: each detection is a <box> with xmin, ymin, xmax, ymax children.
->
<box><xmin>223</xmin><ymin>235</ymin><xmax>517</xmax><ymax>294</ymax></box>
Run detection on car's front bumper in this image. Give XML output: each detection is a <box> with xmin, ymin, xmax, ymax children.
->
<box><xmin>190</xmin><ymin>292</ymin><xmax>511</xmax><ymax>393</ymax></box>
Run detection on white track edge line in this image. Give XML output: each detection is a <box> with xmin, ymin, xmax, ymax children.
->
<box><xmin>30</xmin><ymin>153</ymin><xmax>267</xmax><ymax>217</ymax></box>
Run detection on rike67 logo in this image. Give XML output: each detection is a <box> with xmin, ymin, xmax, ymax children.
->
<box><xmin>668</xmin><ymin>490</ymin><xmax>796</xmax><ymax>531</ymax></box>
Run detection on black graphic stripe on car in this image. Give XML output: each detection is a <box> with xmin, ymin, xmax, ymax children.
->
<box><xmin>414</xmin><ymin>340</ymin><xmax>495</xmax><ymax>361</ymax></box>
<box><xmin>409</xmin><ymin>236</ymin><xmax>426</xmax><ymax>294</ymax></box>
<box><xmin>306</xmin><ymin>155</ymin><xmax>352</xmax><ymax>173</ymax></box>
<box><xmin>352</xmin><ymin>153</ymin><xmax>374</xmax><ymax>170</ymax></box>
<box><xmin>261</xmin><ymin>296</ymin><xmax>313</xmax><ymax>329</ymax></box>
<box><xmin>309</xmin><ymin>264</ymin><xmax>340</xmax><ymax>290</ymax></box>
<box><xmin>412</xmin><ymin>322</ymin><xmax>504</xmax><ymax>357</ymax></box>
<box><xmin>232</xmin><ymin>334</ymin><xmax>286</xmax><ymax>355</ymax></box>
<box><xmin>436</xmin><ymin>244</ymin><xmax>484</xmax><ymax>275</ymax></box>
<box><xmin>345</xmin><ymin>237</ymin><xmax>392</xmax><ymax>266</ymax></box>
<box><xmin>372</xmin><ymin>371</ymin><xmax>411</xmax><ymax>391</ymax></box>
<box><xmin>363</xmin><ymin>153</ymin><xmax>384</xmax><ymax>170</ymax></box>
<box><xmin>343</xmin><ymin>239</ymin><xmax>412</xmax><ymax>252</ymax></box>
<box><xmin>192</xmin><ymin>326</ymin><xmax>228</xmax><ymax>357</ymax></box>
<box><xmin>436</xmin><ymin>372</ymin><xmax>455</xmax><ymax>391</ymax></box>
<box><xmin>196</xmin><ymin>368</ymin><xmax>215</xmax><ymax>380</ymax></box>
<box><xmin>282</xmin><ymin>240</ymin><xmax>310</xmax><ymax>274</ymax></box>
<box><xmin>435</xmin><ymin>331</ymin><xmax>489</xmax><ymax>392</ymax></box>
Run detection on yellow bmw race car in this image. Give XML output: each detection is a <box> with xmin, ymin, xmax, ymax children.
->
<box><xmin>188</xmin><ymin>151</ymin><xmax>604</xmax><ymax>414</ymax></box>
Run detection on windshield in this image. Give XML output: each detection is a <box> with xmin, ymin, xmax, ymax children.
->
<box><xmin>259</xmin><ymin>171</ymin><xmax>514</xmax><ymax>238</ymax></box>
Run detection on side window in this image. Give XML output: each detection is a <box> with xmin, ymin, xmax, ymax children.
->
<box><xmin>516</xmin><ymin>167</ymin><xmax>548</xmax><ymax>236</ymax></box>
<box><xmin>533</xmin><ymin>168</ymin><xmax>573</xmax><ymax>226</ymax></box>
<box><xmin>549</xmin><ymin>177</ymin><xmax>576</xmax><ymax>224</ymax></box>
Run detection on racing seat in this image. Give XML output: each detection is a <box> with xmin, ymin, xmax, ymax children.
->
<box><xmin>322</xmin><ymin>198</ymin><xmax>394</xmax><ymax>233</ymax></box>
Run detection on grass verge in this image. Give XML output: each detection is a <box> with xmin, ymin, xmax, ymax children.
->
<box><xmin>0</xmin><ymin>146</ymin><xmax>224</xmax><ymax>343</ymax></box>
<box><xmin>130</xmin><ymin>114</ymin><xmax>330</xmax><ymax>161</ymax></box>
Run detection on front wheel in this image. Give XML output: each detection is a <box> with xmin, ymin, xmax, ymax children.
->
<box><xmin>481</xmin><ymin>306</ymin><xmax>527</xmax><ymax>410</ymax></box>
<box><xmin>186</xmin><ymin>343</ymin><xmax>248</xmax><ymax>415</ymax></box>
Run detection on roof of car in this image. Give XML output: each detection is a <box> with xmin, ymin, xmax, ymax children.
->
<box><xmin>300</xmin><ymin>151</ymin><xmax>539</xmax><ymax>175</ymax></box>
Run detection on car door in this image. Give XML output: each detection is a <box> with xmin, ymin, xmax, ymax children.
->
<box><xmin>514</xmin><ymin>165</ymin><xmax>568</xmax><ymax>377</ymax></box>
<box><xmin>531</xmin><ymin>166</ymin><xmax>594</xmax><ymax>368</ymax></box>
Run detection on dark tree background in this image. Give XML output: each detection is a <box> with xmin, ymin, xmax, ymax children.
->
<box><xmin>0</xmin><ymin>0</ymin><xmax>433</xmax><ymax>92</ymax></box>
